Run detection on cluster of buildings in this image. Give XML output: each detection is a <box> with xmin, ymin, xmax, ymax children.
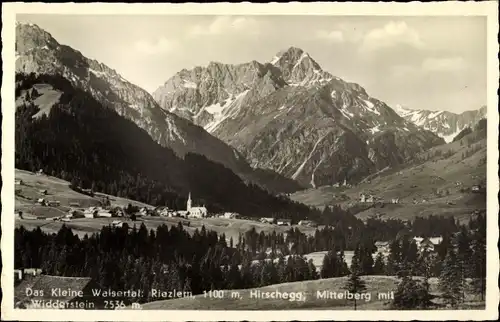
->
<box><xmin>258</xmin><ymin>218</ymin><xmax>317</xmax><ymax>227</ymax></box>
<box><xmin>359</xmin><ymin>193</ymin><xmax>399</xmax><ymax>204</ymax></box>
<box><xmin>332</xmin><ymin>179</ymin><xmax>352</xmax><ymax>188</ymax></box>
<box><xmin>374</xmin><ymin>236</ymin><xmax>444</xmax><ymax>258</ymax></box>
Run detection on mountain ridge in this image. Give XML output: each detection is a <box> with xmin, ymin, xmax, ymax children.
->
<box><xmin>15</xmin><ymin>22</ymin><xmax>303</xmax><ymax>194</ymax></box>
<box><xmin>393</xmin><ymin>104</ymin><xmax>486</xmax><ymax>143</ymax></box>
<box><xmin>153</xmin><ymin>46</ymin><xmax>445</xmax><ymax>187</ymax></box>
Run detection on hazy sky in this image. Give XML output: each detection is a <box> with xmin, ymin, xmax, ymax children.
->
<box><xmin>17</xmin><ymin>14</ymin><xmax>486</xmax><ymax>113</ymax></box>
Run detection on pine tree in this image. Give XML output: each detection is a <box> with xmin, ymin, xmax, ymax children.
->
<box><xmin>456</xmin><ymin>226</ymin><xmax>473</xmax><ymax>301</ymax></box>
<box><xmin>392</xmin><ymin>275</ymin><xmax>432</xmax><ymax>309</ymax></box>
<box><xmin>469</xmin><ymin>217</ymin><xmax>486</xmax><ymax>301</ymax></box>
<box><xmin>439</xmin><ymin>248</ymin><xmax>463</xmax><ymax>307</ymax></box>
<box><xmin>373</xmin><ymin>252</ymin><xmax>386</xmax><ymax>275</ymax></box>
<box><xmin>343</xmin><ymin>270</ymin><xmax>367</xmax><ymax>310</ymax></box>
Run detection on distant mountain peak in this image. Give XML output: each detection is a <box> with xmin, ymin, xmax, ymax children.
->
<box><xmin>393</xmin><ymin>104</ymin><xmax>487</xmax><ymax>142</ymax></box>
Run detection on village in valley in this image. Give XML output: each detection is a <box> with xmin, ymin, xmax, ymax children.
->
<box><xmin>14</xmin><ymin>165</ymin><xmax>487</xmax><ymax>310</ymax></box>
<box><xmin>10</xmin><ymin>11</ymin><xmax>491</xmax><ymax>314</ymax></box>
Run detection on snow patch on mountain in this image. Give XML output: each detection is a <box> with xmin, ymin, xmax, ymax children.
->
<box><xmin>362</xmin><ymin>99</ymin><xmax>380</xmax><ymax>116</ymax></box>
<box><xmin>393</xmin><ymin>104</ymin><xmax>486</xmax><ymax>142</ymax></box>
<box><xmin>183</xmin><ymin>80</ymin><xmax>197</xmax><ymax>89</ymax></box>
<box><xmin>204</xmin><ymin>90</ymin><xmax>249</xmax><ymax>133</ymax></box>
<box><xmin>442</xmin><ymin>127</ymin><xmax>464</xmax><ymax>143</ymax></box>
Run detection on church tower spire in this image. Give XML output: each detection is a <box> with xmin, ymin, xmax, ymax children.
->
<box><xmin>187</xmin><ymin>192</ymin><xmax>192</xmax><ymax>211</ymax></box>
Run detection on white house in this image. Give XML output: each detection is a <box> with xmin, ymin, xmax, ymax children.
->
<box><xmin>260</xmin><ymin>217</ymin><xmax>275</xmax><ymax>224</ymax></box>
<box><xmin>277</xmin><ymin>219</ymin><xmax>292</xmax><ymax>226</ymax></box>
<box><xmin>47</xmin><ymin>200</ymin><xmax>61</xmax><ymax>207</ymax></box>
<box><xmin>112</xmin><ymin>220</ymin><xmax>124</xmax><ymax>228</ymax></box>
<box><xmin>98</xmin><ymin>211</ymin><xmax>113</xmax><ymax>218</ymax></box>
<box><xmin>360</xmin><ymin>193</ymin><xmax>376</xmax><ymax>203</ymax></box>
<box><xmin>223</xmin><ymin>212</ymin><xmax>240</xmax><ymax>219</ymax></box>
<box><xmin>298</xmin><ymin>220</ymin><xmax>317</xmax><ymax>227</ymax></box>
<box><xmin>186</xmin><ymin>193</ymin><xmax>207</xmax><ymax>218</ymax></box>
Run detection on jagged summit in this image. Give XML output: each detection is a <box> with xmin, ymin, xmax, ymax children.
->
<box><xmin>152</xmin><ymin>45</ymin><xmax>444</xmax><ymax>187</ymax></box>
<box><xmin>393</xmin><ymin>104</ymin><xmax>487</xmax><ymax>143</ymax></box>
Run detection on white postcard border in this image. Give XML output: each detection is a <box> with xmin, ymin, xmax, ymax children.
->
<box><xmin>2</xmin><ymin>2</ymin><xmax>499</xmax><ymax>321</ymax></box>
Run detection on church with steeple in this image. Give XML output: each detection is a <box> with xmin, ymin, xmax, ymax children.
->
<box><xmin>186</xmin><ymin>192</ymin><xmax>207</xmax><ymax>218</ymax></box>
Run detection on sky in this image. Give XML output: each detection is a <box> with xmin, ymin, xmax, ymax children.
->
<box><xmin>17</xmin><ymin>14</ymin><xmax>487</xmax><ymax>113</ymax></box>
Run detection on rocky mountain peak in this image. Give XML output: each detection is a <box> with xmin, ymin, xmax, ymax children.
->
<box><xmin>269</xmin><ymin>47</ymin><xmax>332</xmax><ymax>87</ymax></box>
<box><xmin>16</xmin><ymin>22</ymin><xmax>58</xmax><ymax>54</ymax></box>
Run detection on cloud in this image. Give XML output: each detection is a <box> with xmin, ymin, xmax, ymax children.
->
<box><xmin>134</xmin><ymin>37</ymin><xmax>178</xmax><ymax>55</ymax></box>
<box><xmin>391</xmin><ymin>56</ymin><xmax>468</xmax><ymax>77</ymax></box>
<box><xmin>360</xmin><ymin>21</ymin><xmax>425</xmax><ymax>53</ymax></box>
<box><xmin>315</xmin><ymin>30</ymin><xmax>344</xmax><ymax>43</ymax></box>
<box><xmin>188</xmin><ymin>16</ymin><xmax>261</xmax><ymax>36</ymax></box>
<box><xmin>422</xmin><ymin>57</ymin><xmax>467</xmax><ymax>72</ymax></box>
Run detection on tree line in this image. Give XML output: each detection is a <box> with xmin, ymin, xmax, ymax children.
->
<box><xmin>15</xmin><ymin>213</ymin><xmax>485</xmax><ymax>309</ymax></box>
<box><xmin>15</xmin><ymin>72</ymin><xmax>330</xmax><ymax>222</ymax></box>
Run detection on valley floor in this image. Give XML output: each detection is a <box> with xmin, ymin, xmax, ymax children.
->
<box><xmin>290</xmin><ymin>131</ymin><xmax>486</xmax><ymax>223</ymax></box>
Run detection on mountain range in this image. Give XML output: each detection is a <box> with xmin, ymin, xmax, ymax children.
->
<box><xmin>393</xmin><ymin>105</ymin><xmax>486</xmax><ymax>143</ymax></box>
<box><xmin>15</xmin><ymin>22</ymin><xmax>301</xmax><ymax>194</ymax></box>
<box><xmin>16</xmin><ymin>22</ymin><xmax>485</xmax><ymax>195</ymax></box>
<box><xmin>153</xmin><ymin>47</ymin><xmax>446</xmax><ymax>187</ymax></box>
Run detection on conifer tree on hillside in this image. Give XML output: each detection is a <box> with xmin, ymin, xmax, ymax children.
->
<box><xmin>373</xmin><ymin>252</ymin><xmax>386</xmax><ymax>275</ymax></box>
<box><xmin>392</xmin><ymin>275</ymin><xmax>432</xmax><ymax>309</ymax></box>
<box><xmin>469</xmin><ymin>215</ymin><xmax>486</xmax><ymax>300</ymax></box>
<box><xmin>439</xmin><ymin>248</ymin><xmax>463</xmax><ymax>307</ymax></box>
<box><xmin>343</xmin><ymin>269</ymin><xmax>367</xmax><ymax>311</ymax></box>
<box><xmin>455</xmin><ymin>226</ymin><xmax>473</xmax><ymax>301</ymax></box>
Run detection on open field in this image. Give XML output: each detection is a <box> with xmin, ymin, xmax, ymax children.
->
<box><xmin>290</xmin><ymin>132</ymin><xmax>486</xmax><ymax>222</ymax></box>
<box><xmin>16</xmin><ymin>83</ymin><xmax>62</xmax><ymax>119</ymax></box>
<box><xmin>14</xmin><ymin>169</ymin><xmax>319</xmax><ymax>240</ymax></box>
<box><xmin>140</xmin><ymin>276</ymin><xmax>484</xmax><ymax>310</ymax></box>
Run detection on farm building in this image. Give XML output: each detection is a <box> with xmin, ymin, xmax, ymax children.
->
<box><xmin>36</xmin><ymin>198</ymin><xmax>46</xmax><ymax>206</ymax></box>
<box><xmin>15</xmin><ymin>179</ymin><xmax>23</xmax><ymax>185</ymax></box>
<box><xmin>47</xmin><ymin>200</ymin><xmax>61</xmax><ymax>207</ymax></box>
<box><xmin>298</xmin><ymin>220</ymin><xmax>317</xmax><ymax>227</ymax></box>
<box><xmin>374</xmin><ymin>241</ymin><xmax>390</xmax><ymax>256</ymax></box>
<box><xmin>66</xmin><ymin>210</ymin><xmax>84</xmax><ymax>219</ymax></box>
<box><xmin>112</xmin><ymin>220</ymin><xmax>124</xmax><ymax>228</ymax></box>
<box><xmin>260</xmin><ymin>217</ymin><xmax>275</xmax><ymax>224</ymax></box>
<box><xmin>277</xmin><ymin>219</ymin><xmax>292</xmax><ymax>226</ymax></box>
<box><xmin>98</xmin><ymin>210</ymin><xmax>113</xmax><ymax>218</ymax></box>
<box><xmin>360</xmin><ymin>193</ymin><xmax>375</xmax><ymax>203</ymax></box>
<box><xmin>223</xmin><ymin>212</ymin><xmax>240</xmax><ymax>219</ymax></box>
<box><xmin>472</xmin><ymin>185</ymin><xmax>481</xmax><ymax>192</ymax></box>
<box><xmin>413</xmin><ymin>236</ymin><xmax>443</xmax><ymax>252</ymax></box>
<box><xmin>23</xmin><ymin>268</ymin><xmax>43</xmax><ymax>276</ymax></box>
<box><xmin>391</xmin><ymin>198</ymin><xmax>399</xmax><ymax>204</ymax></box>
<box><xmin>39</xmin><ymin>189</ymin><xmax>48</xmax><ymax>195</ymax></box>
<box><xmin>84</xmin><ymin>212</ymin><xmax>97</xmax><ymax>219</ymax></box>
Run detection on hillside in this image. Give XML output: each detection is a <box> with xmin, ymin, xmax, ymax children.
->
<box><xmin>139</xmin><ymin>276</ymin><xmax>483</xmax><ymax>310</ymax></box>
<box><xmin>290</xmin><ymin>122</ymin><xmax>486</xmax><ymax>222</ymax></box>
<box><xmin>153</xmin><ymin>46</ymin><xmax>444</xmax><ymax>187</ymax></box>
<box><xmin>14</xmin><ymin>74</ymin><xmax>321</xmax><ymax>221</ymax></box>
<box><xmin>14</xmin><ymin>169</ymin><xmax>320</xmax><ymax>240</ymax></box>
<box><xmin>15</xmin><ymin>22</ymin><xmax>301</xmax><ymax>194</ymax></box>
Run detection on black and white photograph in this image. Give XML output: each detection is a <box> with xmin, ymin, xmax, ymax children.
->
<box><xmin>2</xmin><ymin>2</ymin><xmax>498</xmax><ymax>321</ymax></box>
